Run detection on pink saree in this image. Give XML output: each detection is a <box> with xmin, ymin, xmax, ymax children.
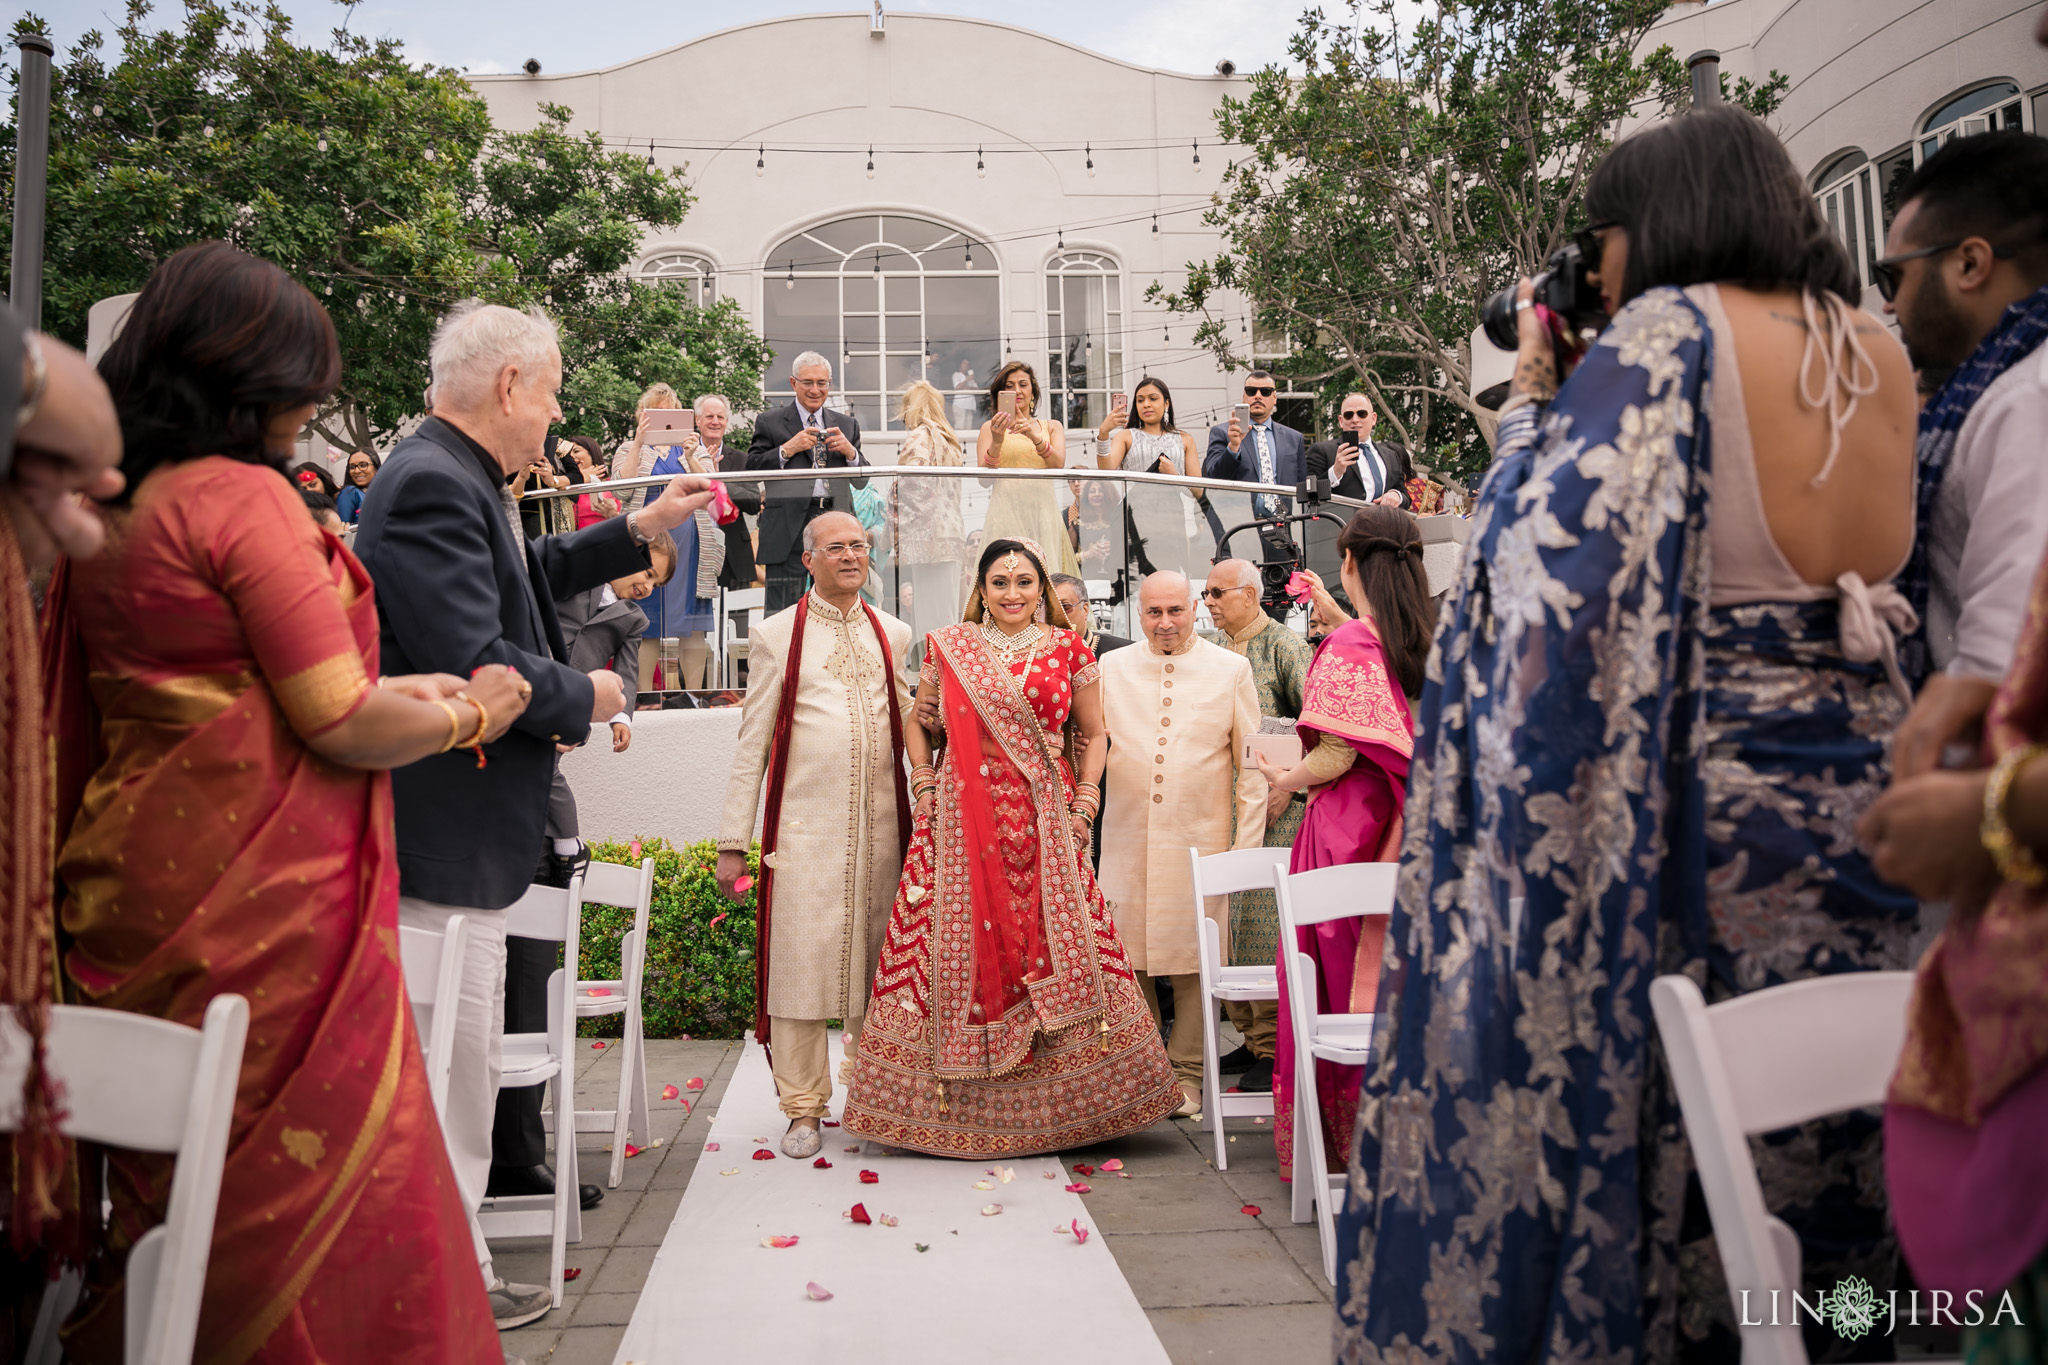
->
<box><xmin>1272</xmin><ymin>617</ymin><xmax>1413</xmax><ymax>1180</ymax></box>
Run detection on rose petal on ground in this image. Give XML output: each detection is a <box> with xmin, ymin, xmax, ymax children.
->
<box><xmin>564</xmin><ymin>1267</ymin><xmax>583</xmax><ymax>1280</ymax></box>
<box><xmin>661</xmin><ymin>1083</ymin><xmax>680</xmax><ymax>1101</ymax></box>
<box><xmin>1065</xmin><ymin>1183</ymin><xmax>1091</xmax><ymax>1193</ymax></box>
<box><xmin>1253</xmin><ymin>1116</ymin><xmax>1266</xmax><ymax>1124</ymax></box>
<box><xmin>972</xmin><ymin>1180</ymin><xmax>993</xmax><ymax>1191</ymax></box>
<box><xmin>858</xmin><ymin>1170</ymin><xmax>879</xmax><ymax>1184</ymax></box>
<box><xmin>996</xmin><ymin>1166</ymin><xmax>1015</xmax><ymax>1184</ymax></box>
<box><xmin>591</xmin><ymin>1041</ymin><xmax>606</xmax><ymax>1049</ymax></box>
<box><xmin>1099</xmin><ymin>1158</ymin><xmax>1124</xmax><ymax>1171</ymax></box>
<box><xmin>720</xmin><ymin>1168</ymin><xmax>740</xmax><ymax>1176</ymax></box>
<box><xmin>732</xmin><ymin>875</ymin><xmax>755</xmax><ymax>894</ymax></box>
<box><xmin>980</xmin><ymin>1204</ymin><xmax>1002</xmax><ymax>1216</ymax></box>
<box><xmin>624</xmin><ymin>1143</ymin><xmax>642</xmax><ymax>1158</ymax></box>
<box><xmin>805</xmin><ymin>1281</ymin><xmax>833</xmax><ymax>1301</ymax></box>
<box><xmin>705</xmin><ymin>1142</ymin><xmax>720</xmax><ymax>1152</ymax></box>
<box><xmin>1071</xmin><ymin>1220</ymin><xmax>1090</xmax><ymax>1245</ymax></box>
<box><xmin>685</xmin><ymin>1077</ymin><xmax>706</xmax><ymax>1090</ymax></box>
<box><xmin>822</xmin><ymin>1119</ymin><xmax>840</xmax><ymax>1128</ymax></box>
<box><xmin>1240</xmin><ymin>1204</ymin><xmax>1262</xmax><ymax>1217</ymax></box>
<box><xmin>1042</xmin><ymin>1171</ymin><xmax>1058</xmax><ymax>1180</ymax></box>
<box><xmin>650</xmin><ymin>1138</ymin><xmax>663</xmax><ymax>1148</ymax></box>
<box><xmin>879</xmin><ymin>1214</ymin><xmax>898</xmax><ymax>1227</ymax></box>
<box><xmin>761</xmin><ymin>1235</ymin><xmax>800</xmax><ymax>1248</ymax></box>
<box><xmin>847</xmin><ymin>1203</ymin><xmax>872</xmax><ymax>1225</ymax></box>
<box><xmin>813</xmin><ymin>1157</ymin><xmax>833</xmax><ymax>1169</ymax></box>
<box><xmin>1072</xmin><ymin>1163</ymin><xmax>1094</xmax><ymax>1176</ymax></box>
<box><xmin>751</xmin><ymin>1148</ymin><xmax>777</xmax><ymax>1161</ymax></box>
<box><xmin>843</xmin><ymin>1145</ymin><xmax>861</xmax><ymax>1153</ymax></box>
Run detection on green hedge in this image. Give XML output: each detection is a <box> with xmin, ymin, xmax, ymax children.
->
<box><xmin>575</xmin><ymin>837</ymin><xmax>759</xmax><ymax>1039</ymax></box>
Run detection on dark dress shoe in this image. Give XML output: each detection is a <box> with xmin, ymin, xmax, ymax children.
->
<box><xmin>487</xmin><ymin>1162</ymin><xmax>604</xmax><ymax>1211</ymax></box>
<box><xmin>1216</xmin><ymin>1044</ymin><xmax>1256</xmax><ymax>1074</ymax></box>
<box><xmin>1237</xmin><ymin>1056</ymin><xmax>1275</xmax><ymax>1094</ymax></box>
<box><xmin>534</xmin><ymin>844</ymin><xmax>590</xmax><ymax>891</ymax></box>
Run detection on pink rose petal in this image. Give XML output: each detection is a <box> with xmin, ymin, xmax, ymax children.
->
<box><xmin>806</xmin><ymin>1281</ymin><xmax>833</xmax><ymax>1301</ymax></box>
<box><xmin>1065</xmin><ymin>1183</ymin><xmax>1092</xmax><ymax>1193</ymax></box>
<box><xmin>705</xmin><ymin>1142</ymin><xmax>721</xmax><ymax>1152</ymax></box>
<box><xmin>1071</xmin><ymin>1219</ymin><xmax>1090</xmax><ymax>1245</ymax></box>
<box><xmin>661</xmin><ymin>1083</ymin><xmax>680</xmax><ymax>1100</ymax></box>
<box><xmin>732</xmin><ymin>875</ymin><xmax>755</xmax><ymax>894</ymax></box>
<box><xmin>686</xmin><ymin>1077</ymin><xmax>706</xmax><ymax>1090</ymax></box>
<box><xmin>879</xmin><ymin>1213</ymin><xmax>898</xmax><ymax>1227</ymax></box>
<box><xmin>629</xmin><ymin>840</ymin><xmax>643</xmax><ymax>860</ymax></box>
<box><xmin>587</xmin><ymin>986</ymin><xmax>612</xmax><ymax>997</ymax></box>
<box><xmin>1240</xmin><ymin>1204</ymin><xmax>1262</xmax><ymax>1217</ymax></box>
<box><xmin>761</xmin><ymin>1235</ymin><xmax>800</xmax><ymax>1248</ymax></box>
<box><xmin>591</xmin><ymin>1041</ymin><xmax>607</xmax><ymax>1049</ymax></box>
<box><xmin>1099</xmin><ymin>1158</ymin><xmax>1124</xmax><ymax>1171</ymax></box>
<box><xmin>709</xmin><ymin>911</ymin><xmax>730</xmax><ymax>929</ymax></box>
<box><xmin>980</xmin><ymin>1203</ymin><xmax>1003</xmax><ymax>1216</ymax></box>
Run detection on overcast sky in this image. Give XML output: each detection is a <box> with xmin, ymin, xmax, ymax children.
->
<box><xmin>11</xmin><ymin>0</ymin><xmax>1311</xmax><ymax>78</ymax></box>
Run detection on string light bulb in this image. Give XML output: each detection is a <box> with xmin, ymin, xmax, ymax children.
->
<box><xmin>872</xmin><ymin>251</ymin><xmax>882</xmax><ymax>278</ymax></box>
<box><xmin>865</xmin><ymin>145</ymin><xmax>875</xmax><ymax>179</ymax></box>
<box><xmin>976</xmin><ymin>145</ymin><xmax>985</xmax><ymax>178</ymax></box>
<box><xmin>1085</xmin><ymin>143</ymin><xmax>1095</xmax><ymax>177</ymax></box>
<box><xmin>756</xmin><ymin>144</ymin><xmax>766</xmax><ymax>177</ymax></box>
<box><xmin>317</xmin><ymin>128</ymin><xmax>328</xmax><ymax>152</ymax></box>
<box><xmin>1152</xmin><ymin>212</ymin><xmax>1160</xmax><ymax>234</ymax></box>
<box><xmin>785</xmin><ymin>260</ymin><xmax>796</xmax><ymax>291</ymax></box>
<box><xmin>1191</xmin><ymin>140</ymin><xmax>1200</xmax><ymax>167</ymax></box>
<box><xmin>1057</xmin><ymin>226</ymin><xmax>1065</xmax><ymax>250</ymax></box>
<box><xmin>91</xmin><ymin>102</ymin><xmax>103</xmax><ymax>117</ymax></box>
<box><xmin>964</xmin><ymin>241</ymin><xmax>974</xmax><ymax>268</ymax></box>
<box><xmin>647</xmin><ymin>141</ymin><xmax>657</xmax><ymax>167</ymax></box>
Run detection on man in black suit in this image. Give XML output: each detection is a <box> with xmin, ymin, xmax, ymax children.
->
<box><xmin>1203</xmin><ymin>369</ymin><xmax>1307</xmax><ymax>517</ymax></box>
<box><xmin>746</xmin><ymin>351</ymin><xmax>867</xmax><ymax>611</ymax></box>
<box><xmin>1305</xmin><ymin>391</ymin><xmax>1414</xmax><ymax>509</ymax></box>
<box><xmin>354</xmin><ymin>301</ymin><xmax>712</xmax><ymax>1331</ymax></box>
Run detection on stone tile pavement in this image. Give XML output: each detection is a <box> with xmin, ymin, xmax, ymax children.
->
<box><xmin>496</xmin><ymin>1038</ymin><xmax>1336</xmax><ymax>1364</ymax></box>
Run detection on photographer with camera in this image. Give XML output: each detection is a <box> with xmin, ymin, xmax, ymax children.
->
<box><xmin>747</xmin><ymin>352</ymin><xmax>867</xmax><ymax>611</ymax></box>
<box><xmin>1336</xmin><ymin>104</ymin><xmax>1923</xmax><ymax>1363</ymax></box>
<box><xmin>1304</xmin><ymin>392</ymin><xmax>1412</xmax><ymax>508</ymax></box>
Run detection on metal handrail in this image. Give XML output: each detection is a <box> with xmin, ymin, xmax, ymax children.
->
<box><xmin>518</xmin><ymin>461</ymin><xmax>1376</xmax><ymax>508</ymax></box>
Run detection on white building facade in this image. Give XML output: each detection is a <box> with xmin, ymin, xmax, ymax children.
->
<box><xmin>469</xmin><ymin>12</ymin><xmax>1253</xmax><ymax>445</ymax></box>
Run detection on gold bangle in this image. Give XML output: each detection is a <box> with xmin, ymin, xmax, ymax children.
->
<box><xmin>461</xmin><ymin>696</ymin><xmax>490</xmax><ymax>748</ymax></box>
<box><xmin>1982</xmin><ymin>742</ymin><xmax>2048</xmax><ymax>887</ymax></box>
<box><xmin>432</xmin><ymin>700</ymin><xmax>462</xmax><ymax>753</ymax></box>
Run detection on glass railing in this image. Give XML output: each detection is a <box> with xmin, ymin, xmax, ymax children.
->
<box><xmin>523</xmin><ymin>463</ymin><xmax>1470</xmax><ymax>694</ymax></box>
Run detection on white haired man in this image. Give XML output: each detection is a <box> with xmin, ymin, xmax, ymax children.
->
<box><xmin>746</xmin><ymin>352</ymin><xmax>867</xmax><ymax>611</ymax></box>
<box><xmin>714</xmin><ymin>510</ymin><xmax>913</xmax><ymax>1155</ymax></box>
<box><xmin>355</xmin><ymin>300</ymin><xmax>713</xmax><ymax>1330</ymax></box>
<box><xmin>1096</xmin><ymin>570</ymin><xmax>1265</xmax><ymax>1114</ymax></box>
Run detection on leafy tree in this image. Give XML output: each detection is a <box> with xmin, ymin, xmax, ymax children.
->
<box><xmin>1154</xmin><ymin>0</ymin><xmax>1785</xmax><ymax>483</ymax></box>
<box><xmin>2</xmin><ymin>3</ymin><xmax>769</xmax><ymax>453</ymax></box>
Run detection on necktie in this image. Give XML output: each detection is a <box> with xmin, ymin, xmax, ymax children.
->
<box><xmin>1254</xmin><ymin>426</ymin><xmax>1280</xmax><ymax>518</ymax></box>
<box><xmin>1362</xmin><ymin>441</ymin><xmax>1382</xmax><ymax>500</ymax></box>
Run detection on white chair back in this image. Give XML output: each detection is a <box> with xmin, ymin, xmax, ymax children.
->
<box><xmin>399</xmin><ymin>915</ymin><xmax>468</xmax><ymax>1119</ymax></box>
<box><xmin>574</xmin><ymin>857</ymin><xmax>658</xmax><ymax>1186</ymax></box>
<box><xmin>1</xmin><ymin>995</ymin><xmax>248</xmax><ymax>1365</ymax></box>
<box><xmin>1187</xmin><ymin>846</ymin><xmax>1290</xmax><ymax>1169</ymax></box>
<box><xmin>1283</xmin><ymin>861</ymin><xmax>1399</xmax><ymax>928</ymax></box>
<box><xmin>1649</xmin><ymin>971</ymin><xmax>1915</xmax><ymax>1365</ymax></box>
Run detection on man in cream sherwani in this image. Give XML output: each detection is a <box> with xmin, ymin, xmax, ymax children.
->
<box><xmin>717</xmin><ymin>510</ymin><xmax>913</xmax><ymax>1156</ymax></box>
<box><xmin>1097</xmin><ymin>570</ymin><xmax>1264</xmax><ymax>1115</ymax></box>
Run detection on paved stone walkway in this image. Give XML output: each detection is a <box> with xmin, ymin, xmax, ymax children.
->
<box><xmin>497</xmin><ymin>1038</ymin><xmax>1334</xmax><ymax>1364</ymax></box>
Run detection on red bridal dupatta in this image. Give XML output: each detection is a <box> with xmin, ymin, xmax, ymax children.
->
<box><xmin>842</xmin><ymin>622</ymin><xmax>1181</xmax><ymax>1156</ymax></box>
<box><xmin>43</xmin><ymin>459</ymin><xmax>494</xmax><ymax>1365</ymax></box>
<box><xmin>1885</xmin><ymin>552</ymin><xmax>2048</xmax><ymax>1307</ymax></box>
<box><xmin>1273</xmin><ymin>616</ymin><xmax>1414</xmax><ymax>1179</ymax></box>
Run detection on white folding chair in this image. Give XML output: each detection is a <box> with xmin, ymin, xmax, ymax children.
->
<box><xmin>573</xmin><ymin>857</ymin><xmax>656</xmax><ymax>1187</ymax></box>
<box><xmin>1651</xmin><ymin>971</ymin><xmax>1917</xmax><ymax>1365</ymax></box>
<box><xmin>477</xmin><ymin>876</ymin><xmax>584</xmax><ymax>1308</ymax></box>
<box><xmin>1273</xmin><ymin>861</ymin><xmax>1399</xmax><ymax>1286</ymax></box>
<box><xmin>1188</xmin><ymin>846</ymin><xmax>1291</xmax><ymax>1169</ymax></box>
<box><xmin>719</xmin><ymin>586</ymin><xmax>765</xmax><ymax>688</ymax></box>
<box><xmin>398</xmin><ymin>915</ymin><xmax>468</xmax><ymax>1123</ymax></box>
<box><xmin>3</xmin><ymin>995</ymin><xmax>248</xmax><ymax>1365</ymax></box>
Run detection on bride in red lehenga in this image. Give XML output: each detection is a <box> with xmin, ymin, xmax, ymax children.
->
<box><xmin>842</xmin><ymin>538</ymin><xmax>1181</xmax><ymax>1156</ymax></box>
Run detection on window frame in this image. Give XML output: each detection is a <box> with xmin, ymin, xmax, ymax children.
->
<box><xmin>1044</xmin><ymin>250</ymin><xmax>1126</xmax><ymax>432</ymax></box>
<box><xmin>1915</xmin><ymin>81</ymin><xmax>2029</xmax><ymax>165</ymax></box>
<box><xmin>637</xmin><ymin>251</ymin><xmax>720</xmax><ymax>309</ymax></box>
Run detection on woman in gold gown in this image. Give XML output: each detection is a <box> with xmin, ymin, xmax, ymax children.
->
<box><xmin>976</xmin><ymin>362</ymin><xmax>1079</xmax><ymax>576</ymax></box>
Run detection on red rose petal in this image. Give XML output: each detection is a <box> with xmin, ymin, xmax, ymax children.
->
<box><xmin>1065</xmin><ymin>1183</ymin><xmax>1092</xmax><ymax>1193</ymax></box>
<box><xmin>564</xmin><ymin>1266</ymin><xmax>583</xmax><ymax>1281</ymax></box>
<box><xmin>591</xmin><ymin>1041</ymin><xmax>607</xmax><ymax>1049</ymax></box>
<box><xmin>1072</xmin><ymin>1163</ymin><xmax>1094</xmax><ymax>1176</ymax></box>
<box><xmin>821</xmin><ymin>1119</ymin><xmax>840</xmax><ymax>1128</ymax></box>
<box><xmin>813</xmin><ymin>1157</ymin><xmax>833</xmax><ymax>1169</ymax></box>
<box><xmin>1240</xmin><ymin>1204</ymin><xmax>1262</xmax><ymax>1217</ymax></box>
<box><xmin>709</xmin><ymin>911</ymin><xmax>730</xmax><ymax>929</ymax></box>
<box><xmin>847</xmin><ymin>1202</ymin><xmax>872</xmax><ymax>1225</ymax></box>
<box><xmin>661</xmin><ymin>1083</ymin><xmax>680</xmax><ymax>1101</ymax></box>
<box><xmin>751</xmin><ymin>1148</ymin><xmax>777</xmax><ymax>1161</ymax></box>
<box><xmin>624</xmin><ymin>1143</ymin><xmax>642</xmax><ymax>1158</ymax></box>
<box><xmin>686</xmin><ymin>1077</ymin><xmax>706</xmax><ymax>1090</ymax></box>
<box><xmin>1071</xmin><ymin>1219</ymin><xmax>1090</xmax><ymax>1245</ymax></box>
<box><xmin>858</xmin><ymin>1170</ymin><xmax>879</xmax><ymax>1184</ymax></box>
<box><xmin>732</xmin><ymin>875</ymin><xmax>755</xmax><ymax>894</ymax></box>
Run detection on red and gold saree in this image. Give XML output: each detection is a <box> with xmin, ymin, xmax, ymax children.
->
<box><xmin>842</xmin><ymin>622</ymin><xmax>1181</xmax><ymax>1156</ymax></box>
<box><xmin>44</xmin><ymin>458</ymin><xmax>496</xmax><ymax>1365</ymax></box>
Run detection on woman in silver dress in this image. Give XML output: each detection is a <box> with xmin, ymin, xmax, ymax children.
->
<box><xmin>1093</xmin><ymin>376</ymin><xmax>1200</xmax><ymax>578</ymax></box>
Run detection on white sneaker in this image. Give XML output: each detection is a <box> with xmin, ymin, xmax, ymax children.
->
<box><xmin>488</xmin><ymin>1277</ymin><xmax>551</xmax><ymax>1331</ymax></box>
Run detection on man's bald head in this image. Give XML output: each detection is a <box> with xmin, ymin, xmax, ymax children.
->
<box><xmin>1138</xmin><ymin>571</ymin><xmax>1195</xmax><ymax>653</ymax></box>
<box><xmin>801</xmin><ymin>510</ymin><xmax>871</xmax><ymax>602</ymax></box>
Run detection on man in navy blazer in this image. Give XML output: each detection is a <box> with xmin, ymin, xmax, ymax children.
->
<box><xmin>1203</xmin><ymin>369</ymin><xmax>1306</xmax><ymax>516</ymax></box>
<box><xmin>354</xmin><ymin>301</ymin><xmax>712</xmax><ymax>1330</ymax></box>
<box><xmin>745</xmin><ymin>351</ymin><xmax>867</xmax><ymax>611</ymax></box>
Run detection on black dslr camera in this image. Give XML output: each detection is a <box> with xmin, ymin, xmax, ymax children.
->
<box><xmin>1480</xmin><ymin>239</ymin><xmax>1609</xmax><ymax>353</ymax></box>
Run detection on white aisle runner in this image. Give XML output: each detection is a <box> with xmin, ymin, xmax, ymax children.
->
<box><xmin>614</xmin><ymin>1034</ymin><xmax>1172</xmax><ymax>1365</ymax></box>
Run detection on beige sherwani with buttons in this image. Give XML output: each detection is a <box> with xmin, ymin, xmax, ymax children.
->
<box><xmin>719</xmin><ymin>593</ymin><xmax>913</xmax><ymax>1117</ymax></box>
<box><xmin>1096</xmin><ymin>634</ymin><xmax>1263</xmax><ymax>1088</ymax></box>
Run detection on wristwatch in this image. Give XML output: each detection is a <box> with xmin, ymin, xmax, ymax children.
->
<box><xmin>625</xmin><ymin>509</ymin><xmax>656</xmax><ymax>546</ymax></box>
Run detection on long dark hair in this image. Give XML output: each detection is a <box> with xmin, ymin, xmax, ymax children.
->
<box><xmin>968</xmin><ymin>537</ymin><xmax>1074</xmax><ymax>631</ymax></box>
<box><xmin>1584</xmin><ymin>103</ymin><xmax>1858</xmax><ymax>306</ymax></box>
<box><xmin>100</xmin><ymin>241</ymin><xmax>341</xmax><ymax>500</ymax></box>
<box><xmin>1337</xmin><ymin>506</ymin><xmax>1431</xmax><ymax>697</ymax></box>
<box><xmin>344</xmin><ymin>448</ymin><xmax>382</xmax><ymax>487</ymax></box>
<box><xmin>987</xmin><ymin>360</ymin><xmax>1040</xmax><ymax>416</ymax></box>
<box><xmin>1123</xmin><ymin>376</ymin><xmax>1179</xmax><ymax>435</ymax></box>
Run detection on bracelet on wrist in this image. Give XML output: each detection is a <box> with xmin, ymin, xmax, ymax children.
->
<box><xmin>455</xmin><ymin>694</ymin><xmax>490</xmax><ymax>769</ymax></box>
<box><xmin>432</xmin><ymin>700</ymin><xmax>463</xmax><ymax>754</ymax></box>
<box><xmin>1982</xmin><ymin>742</ymin><xmax>2048</xmax><ymax>887</ymax></box>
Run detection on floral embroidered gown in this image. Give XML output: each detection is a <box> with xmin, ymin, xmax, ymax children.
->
<box><xmin>842</xmin><ymin>623</ymin><xmax>1183</xmax><ymax>1156</ymax></box>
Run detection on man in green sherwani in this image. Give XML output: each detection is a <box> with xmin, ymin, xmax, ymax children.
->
<box><xmin>1202</xmin><ymin>558</ymin><xmax>1312</xmax><ymax>1094</ymax></box>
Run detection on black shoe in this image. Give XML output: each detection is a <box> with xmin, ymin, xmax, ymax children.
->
<box><xmin>1216</xmin><ymin>1044</ymin><xmax>1257</xmax><ymax>1074</ymax></box>
<box><xmin>1237</xmin><ymin>1056</ymin><xmax>1275</xmax><ymax>1094</ymax></box>
<box><xmin>487</xmin><ymin>1162</ymin><xmax>604</xmax><ymax>1211</ymax></box>
<box><xmin>537</xmin><ymin>843</ymin><xmax>590</xmax><ymax>891</ymax></box>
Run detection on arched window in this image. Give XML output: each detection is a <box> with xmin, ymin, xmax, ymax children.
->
<box><xmin>640</xmin><ymin>252</ymin><xmax>718</xmax><ymax>308</ymax></box>
<box><xmin>1813</xmin><ymin>151</ymin><xmax>1879</xmax><ymax>292</ymax></box>
<box><xmin>762</xmin><ymin>215</ymin><xmax>997</xmax><ymax>432</ymax></box>
<box><xmin>1045</xmin><ymin>253</ymin><xmax>1125</xmax><ymax>431</ymax></box>
<box><xmin>1919</xmin><ymin>82</ymin><xmax>2026</xmax><ymax>162</ymax></box>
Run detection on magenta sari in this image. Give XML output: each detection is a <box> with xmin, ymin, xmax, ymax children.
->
<box><xmin>1272</xmin><ymin>617</ymin><xmax>1413</xmax><ymax>1180</ymax></box>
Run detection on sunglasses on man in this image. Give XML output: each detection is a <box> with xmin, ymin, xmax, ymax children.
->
<box><xmin>1243</xmin><ymin>385</ymin><xmax>1275</xmax><ymax>397</ymax></box>
<box><xmin>1870</xmin><ymin>239</ymin><xmax>2018</xmax><ymax>303</ymax></box>
<box><xmin>1200</xmin><ymin>585</ymin><xmax>1253</xmax><ymax>601</ymax></box>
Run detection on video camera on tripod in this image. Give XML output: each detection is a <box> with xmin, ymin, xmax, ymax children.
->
<box><xmin>1214</xmin><ymin>471</ymin><xmax>1347</xmax><ymax>617</ymax></box>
